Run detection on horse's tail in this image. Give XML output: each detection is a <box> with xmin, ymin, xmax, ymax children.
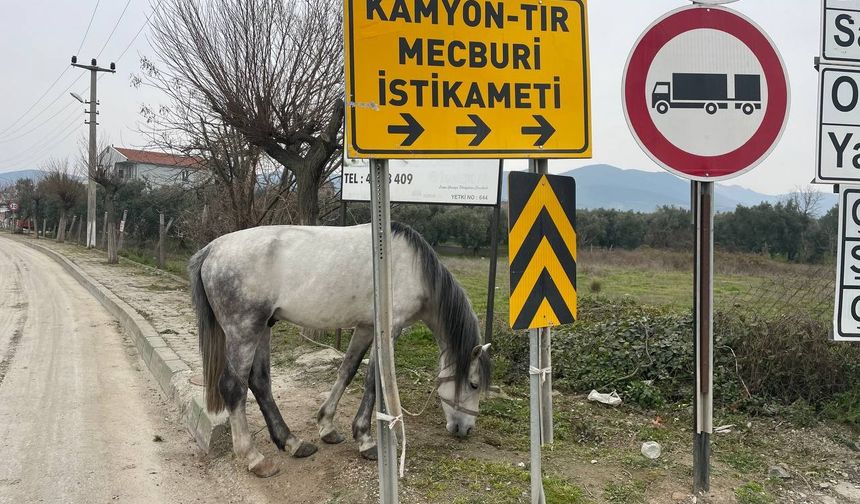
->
<box><xmin>188</xmin><ymin>245</ymin><xmax>226</xmax><ymax>414</ymax></box>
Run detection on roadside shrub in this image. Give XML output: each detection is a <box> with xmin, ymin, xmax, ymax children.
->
<box><xmin>493</xmin><ymin>297</ymin><xmax>860</xmax><ymax>415</ymax></box>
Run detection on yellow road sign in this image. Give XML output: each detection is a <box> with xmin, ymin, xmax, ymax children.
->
<box><xmin>344</xmin><ymin>0</ymin><xmax>591</xmax><ymax>159</ymax></box>
<box><xmin>508</xmin><ymin>172</ymin><xmax>576</xmax><ymax>329</ymax></box>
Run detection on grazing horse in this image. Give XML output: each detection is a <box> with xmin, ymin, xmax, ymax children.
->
<box><xmin>188</xmin><ymin>222</ymin><xmax>492</xmax><ymax>477</ymax></box>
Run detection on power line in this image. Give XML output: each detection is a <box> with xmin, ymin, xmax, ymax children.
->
<box><xmin>96</xmin><ymin>0</ymin><xmax>133</xmax><ymax>59</ymax></box>
<box><xmin>115</xmin><ymin>0</ymin><xmax>165</xmax><ymax>62</ymax></box>
<box><xmin>0</xmin><ymin>2</ymin><xmax>105</xmax><ymax>137</ymax></box>
<box><xmin>0</xmin><ymin>113</ymin><xmax>84</xmax><ymax>168</ymax></box>
<box><xmin>0</xmin><ymin>73</ymin><xmax>86</xmax><ymax>140</ymax></box>
<box><xmin>0</xmin><ymin>100</ymin><xmax>79</xmax><ymax>145</ymax></box>
<box><xmin>0</xmin><ymin>0</ymin><xmax>164</xmax><ymax>171</ymax></box>
<box><xmin>77</xmin><ymin>0</ymin><xmax>102</xmax><ymax>54</ymax></box>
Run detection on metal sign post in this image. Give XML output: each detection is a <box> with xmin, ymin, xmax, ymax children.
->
<box><xmin>692</xmin><ymin>181</ymin><xmax>714</xmax><ymax>492</ymax></box>
<box><xmin>529</xmin><ymin>159</ymin><xmax>554</xmax><ymax>446</ymax></box>
<box><xmin>369</xmin><ymin>158</ymin><xmax>399</xmax><ymax>504</ymax></box>
<box><xmin>483</xmin><ymin>161</ymin><xmax>505</xmax><ymax>347</ymax></box>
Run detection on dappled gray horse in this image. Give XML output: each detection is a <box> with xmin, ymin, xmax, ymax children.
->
<box><xmin>188</xmin><ymin>223</ymin><xmax>491</xmax><ymax>477</ymax></box>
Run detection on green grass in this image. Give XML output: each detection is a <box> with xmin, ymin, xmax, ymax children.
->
<box><xmin>603</xmin><ymin>480</ymin><xmax>646</xmax><ymax>504</ymax></box>
<box><xmin>735</xmin><ymin>482</ymin><xmax>774</xmax><ymax>504</ymax></box>
<box><xmin>409</xmin><ymin>455</ymin><xmax>589</xmax><ymax>504</ymax></box>
<box><xmin>118</xmin><ymin>246</ymin><xmax>189</xmax><ymax>278</ymax></box>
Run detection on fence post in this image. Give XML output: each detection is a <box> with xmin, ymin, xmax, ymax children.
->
<box><xmin>117</xmin><ymin>209</ymin><xmax>127</xmax><ymax>251</ymax></box>
<box><xmin>68</xmin><ymin>215</ymin><xmax>77</xmax><ymax>241</ymax></box>
<box><xmin>157</xmin><ymin>212</ymin><xmax>165</xmax><ymax>269</ymax></box>
<box><xmin>101</xmin><ymin>211</ymin><xmax>108</xmax><ymax>248</ymax></box>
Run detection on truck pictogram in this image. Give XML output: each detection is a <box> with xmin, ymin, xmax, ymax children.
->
<box><xmin>651</xmin><ymin>73</ymin><xmax>762</xmax><ymax>115</ymax></box>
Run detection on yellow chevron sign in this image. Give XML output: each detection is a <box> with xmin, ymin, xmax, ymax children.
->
<box><xmin>508</xmin><ymin>172</ymin><xmax>576</xmax><ymax>329</ymax></box>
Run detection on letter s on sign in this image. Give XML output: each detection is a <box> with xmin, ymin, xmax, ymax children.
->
<box><xmin>835</xmin><ymin>13</ymin><xmax>856</xmax><ymax>48</ymax></box>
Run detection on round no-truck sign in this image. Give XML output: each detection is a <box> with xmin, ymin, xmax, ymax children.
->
<box><xmin>622</xmin><ymin>5</ymin><xmax>789</xmax><ymax>181</ymax></box>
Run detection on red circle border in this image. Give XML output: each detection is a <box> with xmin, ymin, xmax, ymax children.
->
<box><xmin>623</xmin><ymin>6</ymin><xmax>789</xmax><ymax>180</ymax></box>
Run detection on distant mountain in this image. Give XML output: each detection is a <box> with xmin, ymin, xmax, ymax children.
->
<box><xmin>0</xmin><ymin>170</ymin><xmax>43</xmax><ymax>186</ymax></box>
<box><xmin>502</xmin><ymin>164</ymin><xmax>837</xmax><ymax>216</ymax></box>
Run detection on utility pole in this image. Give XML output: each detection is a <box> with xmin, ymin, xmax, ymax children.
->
<box><xmin>70</xmin><ymin>56</ymin><xmax>115</xmax><ymax>249</ymax></box>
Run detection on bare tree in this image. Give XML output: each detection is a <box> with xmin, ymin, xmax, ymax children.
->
<box><xmin>82</xmin><ymin>142</ymin><xmax>125</xmax><ymax>263</ymax></box>
<box><xmin>41</xmin><ymin>159</ymin><xmax>83</xmax><ymax>243</ymax></box>
<box><xmin>788</xmin><ymin>185</ymin><xmax>826</xmax><ymax>218</ymax></box>
<box><xmin>147</xmin><ymin>0</ymin><xmax>344</xmax><ymax>226</ymax></box>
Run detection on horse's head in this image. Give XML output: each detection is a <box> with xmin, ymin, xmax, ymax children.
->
<box><xmin>437</xmin><ymin>343</ymin><xmax>491</xmax><ymax>438</ymax></box>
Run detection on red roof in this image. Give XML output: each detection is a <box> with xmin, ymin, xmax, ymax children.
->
<box><xmin>114</xmin><ymin>147</ymin><xmax>204</xmax><ymax>169</ymax></box>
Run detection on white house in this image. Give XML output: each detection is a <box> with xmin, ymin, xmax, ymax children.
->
<box><xmin>100</xmin><ymin>146</ymin><xmax>206</xmax><ymax>187</ymax></box>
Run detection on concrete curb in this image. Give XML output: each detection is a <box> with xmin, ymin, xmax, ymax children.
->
<box><xmin>11</xmin><ymin>237</ymin><xmax>228</xmax><ymax>453</ymax></box>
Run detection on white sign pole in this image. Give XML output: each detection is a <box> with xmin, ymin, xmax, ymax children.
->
<box><xmin>369</xmin><ymin>158</ymin><xmax>399</xmax><ymax>504</ymax></box>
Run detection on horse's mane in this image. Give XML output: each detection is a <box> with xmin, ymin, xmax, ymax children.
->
<box><xmin>391</xmin><ymin>222</ymin><xmax>491</xmax><ymax>395</ymax></box>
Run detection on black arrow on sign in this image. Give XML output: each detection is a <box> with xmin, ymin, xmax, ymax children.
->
<box><xmin>388</xmin><ymin>113</ymin><xmax>424</xmax><ymax>146</ymax></box>
<box><xmin>456</xmin><ymin>114</ymin><xmax>491</xmax><ymax>146</ymax></box>
<box><xmin>521</xmin><ymin>115</ymin><xmax>556</xmax><ymax>146</ymax></box>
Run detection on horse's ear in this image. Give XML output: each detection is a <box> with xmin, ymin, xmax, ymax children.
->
<box><xmin>471</xmin><ymin>345</ymin><xmax>482</xmax><ymax>359</ymax></box>
<box><xmin>471</xmin><ymin>343</ymin><xmax>491</xmax><ymax>360</ymax></box>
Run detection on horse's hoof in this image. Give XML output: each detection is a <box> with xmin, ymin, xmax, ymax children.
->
<box><xmin>321</xmin><ymin>430</ymin><xmax>345</xmax><ymax>444</ymax></box>
<box><xmin>360</xmin><ymin>445</ymin><xmax>378</xmax><ymax>461</ymax></box>
<box><xmin>250</xmin><ymin>458</ymin><xmax>280</xmax><ymax>478</ymax></box>
<box><xmin>292</xmin><ymin>441</ymin><xmax>318</xmax><ymax>458</ymax></box>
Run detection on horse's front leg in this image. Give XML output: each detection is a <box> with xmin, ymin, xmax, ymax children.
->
<box><xmin>316</xmin><ymin>326</ymin><xmax>373</xmax><ymax>444</ymax></box>
<box><xmin>352</xmin><ymin>356</ymin><xmax>378</xmax><ymax>460</ymax></box>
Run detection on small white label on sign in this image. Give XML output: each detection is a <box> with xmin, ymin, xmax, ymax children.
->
<box><xmin>834</xmin><ymin>186</ymin><xmax>860</xmax><ymax>340</ymax></box>
<box><xmin>341</xmin><ymin>158</ymin><xmax>500</xmax><ymax>206</ymax></box>
<box><xmin>119</xmin><ymin>221</ymin><xmax>125</xmax><ymax>233</ymax></box>
<box><xmin>823</xmin><ymin>0</ymin><xmax>860</xmax><ymax>63</ymax></box>
<box><xmin>816</xmin><ymin>66</ymin><xmax>860</xmax><ymax>182</ymax></box>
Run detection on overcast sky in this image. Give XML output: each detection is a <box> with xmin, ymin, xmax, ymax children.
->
<box><xmin>0</xmin><ymin>1</ymin><xmax>822</xmax><ymax>195</ymax></box>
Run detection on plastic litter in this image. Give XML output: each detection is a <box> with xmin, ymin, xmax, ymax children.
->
<box><xmin>641</xmin><ymin>441</ymin><xmax>662</xmax><ymax>459</ymax></box>
<box><xmin>587</xmin><ymin>389</ymin><xmax>622</xmax><ymax>406</ymax></box>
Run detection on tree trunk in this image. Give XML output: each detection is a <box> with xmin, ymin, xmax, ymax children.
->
<box><xmin>105</xmin><ymin>192</ymin><xmax>118</xmax><ymax>264</ymax></box>
<box><xmin>57</xmin><ymin>211</ymin><xmax>67</xmax><ymax>243</ymax></box>
<box><xmin>295</xmin><ymin>169</ymin><xmax>320</xmax><ymax>225</ymax></box>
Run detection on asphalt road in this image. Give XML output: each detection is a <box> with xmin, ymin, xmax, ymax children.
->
<box><xmin>0</xmin><ymin>238</ymin><xmax>228</xmax><ymax>504</ymax></box>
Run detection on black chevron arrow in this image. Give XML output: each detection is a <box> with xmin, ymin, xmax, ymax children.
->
<box><xmin>521</xmin><ymin>115</ymin><xmax>556</xmax><ymax>146</ymax></box>
<box><xmin>455</xmin><ymin>114</ymin><xmax>491</xmax><ymax>146</ymax></box>
<box><xmin>387</xmin><ymin>113</ymin><xmax>424</xmax><ymax>146</ymax></box>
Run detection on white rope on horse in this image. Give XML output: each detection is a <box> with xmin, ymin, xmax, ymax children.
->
<box><xmin>299</xmin><ymin>332</ymin><xmax>345</xmax><ymax>356</ymax></box>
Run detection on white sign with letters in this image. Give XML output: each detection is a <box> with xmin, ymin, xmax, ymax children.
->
<box><xmin>341</xmin><ymin>157</ymin><xmax>500</xmax><ymax>206</ymax></box>
<box><xmin>822</xmin><ymin>0</ymin><xmax>860</xmax><ymax>64</ymax></box>
<box><xmin>834</xmin><ymin>185</ymin><xmax>860</xmax><ymax>340</ymax></box>
<box><xmin>816</xmin><ymin>66</ymin><xmax>860</xmax><ymax>182</ymax></box>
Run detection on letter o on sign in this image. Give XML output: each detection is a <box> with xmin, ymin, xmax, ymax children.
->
<box><xmin>833</xmin><ymin>76</ymin><xmax>859</xmax><ymax>113</ymax></box>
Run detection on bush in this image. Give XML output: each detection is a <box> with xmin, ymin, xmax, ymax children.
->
<box><xmin>493</xmin><ymin>297</ymin><xmax>860</xmax><ymax>415</ymax></box>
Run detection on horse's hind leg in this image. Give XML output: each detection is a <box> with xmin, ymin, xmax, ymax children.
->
<box><xmin>249</xmin><ymin>329</ymin><xmax>317</xmax><ymax>458</ymax></box>
<box><xmin>219</xmin><ymin>327</ymin><xmax>278</xmax><ymax>478</ymax></box>
<box><xmin>316</xmin><ymin>326</ymin><xmax>373</xmax><ymax>444</ymax></box>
